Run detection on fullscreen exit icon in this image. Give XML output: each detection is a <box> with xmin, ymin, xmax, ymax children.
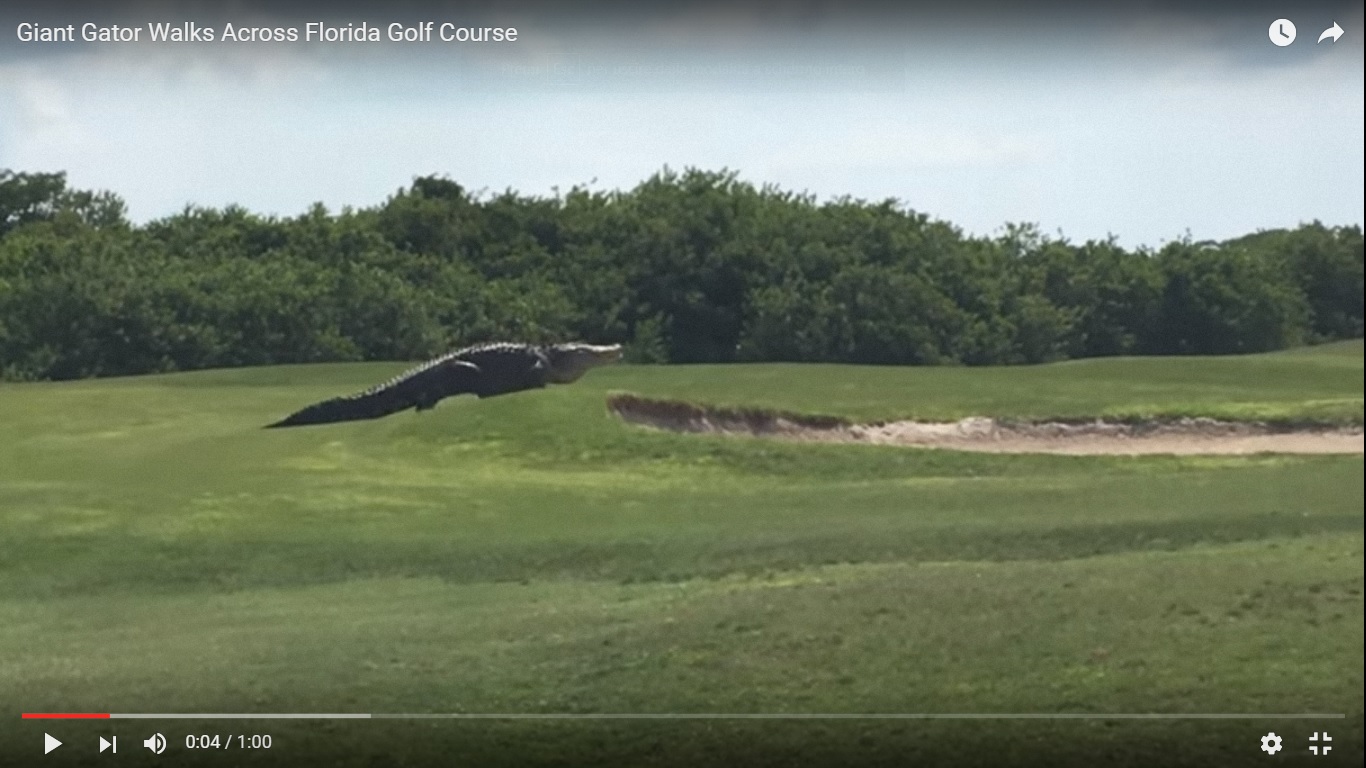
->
<box><xmin>1308</xmin><ymin>731</ymin><xmax>1332</xmax><ymax>756</ymax></box>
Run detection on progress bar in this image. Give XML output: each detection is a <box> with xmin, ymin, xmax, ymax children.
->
<box><xmin>22</xmin><ymin>713</ymin><xmax>1348</xmax><ymax>721</ymax></box>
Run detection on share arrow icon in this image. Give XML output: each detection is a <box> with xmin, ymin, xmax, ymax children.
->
<box><xmin>1318</xmin><ymin>22</ymin><xmax>1344</xmax><ymax>43</ymax></box>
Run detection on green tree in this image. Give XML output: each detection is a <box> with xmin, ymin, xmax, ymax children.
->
<box><xmin>1</xmin><ymin>166</ymin><xmax>1356</xmax><ymax>382</ymax></box>
<box><xmin>1</xmin><ymin>169</ymin><xmax>127</xmax><ymax>237</ymax></box>
<box><xmin>1150</xmin><ymin>241</ymin><xmax>1310</xmax><ymax>354</ymax></box>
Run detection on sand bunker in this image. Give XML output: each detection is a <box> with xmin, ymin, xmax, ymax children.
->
<box><xmin>607</xmin><ymin>394</ymin><xmax>1364</xmax><ymax>456</ymax></box>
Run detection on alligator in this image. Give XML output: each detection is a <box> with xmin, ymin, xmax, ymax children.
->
<box><xmin>265</xmin><ymin>341</ymin><xmax>623</xmax><ymax>428</ymax></box>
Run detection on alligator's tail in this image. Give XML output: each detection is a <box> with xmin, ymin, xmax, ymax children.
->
<box><xmin>264</xmin><ymin>397</ymin><xmax>380</xmax><ymax>428</ymax></box>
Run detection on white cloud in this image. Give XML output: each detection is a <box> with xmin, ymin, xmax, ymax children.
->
<box><xmin>764</xmin><ymin>123</ymin><xmax>1052</xmax><ymax>172</ymax></box>
<box><xmin>3</xmin><ymin>68</ymin><xmax>88</xmax><ymax>152</ymax></box>
<box><xmin>0</xmin><ymin>7</ymin><xmax>1359</xmax><ymax>248</ymax></box>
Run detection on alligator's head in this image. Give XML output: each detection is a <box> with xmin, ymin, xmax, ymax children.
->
<box><xmin>544</xmin><ymin>342</ymin><xmax>624</xmax><ymax>384</ymax></box>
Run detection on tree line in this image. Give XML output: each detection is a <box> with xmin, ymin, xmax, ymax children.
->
<box><xmin>0</xmin><ymin>167</ymin><xmax>1360</xmax><ymax>381</ymax></box>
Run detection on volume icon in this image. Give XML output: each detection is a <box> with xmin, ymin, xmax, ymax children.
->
<box><xmin>143</xmin><ymin>733</ymin><xmax>166</xmax><ymax>754</ymax></box>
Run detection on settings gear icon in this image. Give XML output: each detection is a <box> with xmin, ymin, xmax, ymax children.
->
<box><xmin>1260</xmin><ymin>732</ymin><xmax>1283</xmax><ymax>755</ymax></box>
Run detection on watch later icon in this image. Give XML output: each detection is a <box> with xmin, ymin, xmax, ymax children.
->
<box><xmin>1269</xmin><ymin>19</ymin><xmax>1296</xmax><ymax>46</ymax></box>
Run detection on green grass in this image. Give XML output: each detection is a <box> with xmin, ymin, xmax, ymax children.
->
<box><xmin>1</xmin><ymin>343</ymin><xmax>1361</xmax><ymax>767</ymax></box>
<box><xmin>606</xmin><ymin>339</ymin><xmax>1366</xmax><ymax>424</ymax></box>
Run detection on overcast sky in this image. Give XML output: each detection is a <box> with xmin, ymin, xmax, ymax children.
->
<box><xmin>1</xmin><ymin>1</ymin><xmax>1362</xmax><ymax>249</ymax></box>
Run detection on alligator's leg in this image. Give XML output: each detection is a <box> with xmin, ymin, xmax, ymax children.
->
<box><xmin>414</xmin><ymin>387</ymin><xmax>445</xmax><ymax>411</ymax></box>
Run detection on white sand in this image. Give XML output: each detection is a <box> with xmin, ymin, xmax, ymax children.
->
<box><xmin>609</xmin><ymin>400</ymin><xmax>1364</xmax><ymax>456</ymax></box>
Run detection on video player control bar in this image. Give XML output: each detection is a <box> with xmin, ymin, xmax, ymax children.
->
<box><xmin>22</xmin><ymin>712</ymin><xmax>1349</xmax><ymax>720</ymax></box>
<box><xmin>24</xmin><ymin>713</ymin><xmax>370</xmax><ymax>719</ymax></box>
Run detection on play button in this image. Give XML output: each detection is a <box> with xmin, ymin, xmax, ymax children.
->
<box><xmin>44</xmin><ymin>733</ymin><xmax>62</xmax><ymax>754</ymax></box>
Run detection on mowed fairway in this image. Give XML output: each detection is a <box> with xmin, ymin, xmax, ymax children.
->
<box><xmin>1</xmin><ymin>342</ymin><xmax>1362</xmax><ymax>767</ymax></box>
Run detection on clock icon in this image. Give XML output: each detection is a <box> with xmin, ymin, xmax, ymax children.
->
<box><xmin>1269</xmin><ymin>18</ymin><xmax>1296</xmax><ymax>46</ymax></box>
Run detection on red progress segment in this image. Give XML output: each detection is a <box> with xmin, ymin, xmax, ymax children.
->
<box><xmin>21</xmin><ymin>713</ymin><xmax>111</xmax><ymax>719</ymax></box>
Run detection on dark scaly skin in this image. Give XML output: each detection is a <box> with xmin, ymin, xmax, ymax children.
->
<box><xmin>265</xmin><ymin>342</ymin><xmax>622</xmax><ymax>428</ymax></box>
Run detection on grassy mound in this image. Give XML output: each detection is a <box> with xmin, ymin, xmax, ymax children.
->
<box><xmin>2</xmin><ymin>344</ymin><xmax>1361</xmax><ymax>766</ymax></box>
